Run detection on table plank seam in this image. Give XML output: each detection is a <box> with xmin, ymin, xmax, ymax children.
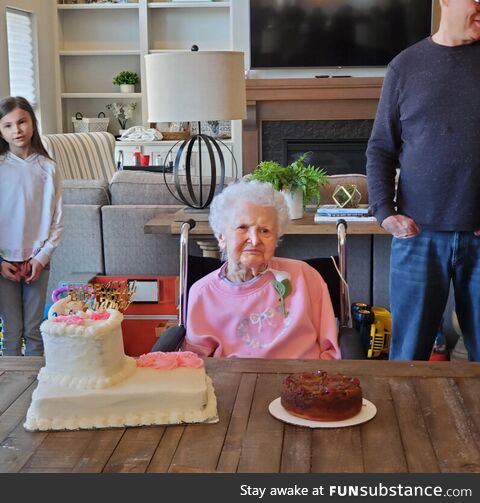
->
<box><xmin>78</xmin><ymin>428</ymin><xmax>128</xmax><ymax>473</ymax></box>
<box><xmin>454</xmin><ymin>377</ymin><xmax>480</xmax><ymax>455</ymax></box>
<box><xmin>215</xmin><ymin>373</ymin><xmax>258</xmax><ymax>473</ymax></box>
<box><xmin>144</xmin><ymin>427</ymin><xmax>173</xmax><ymax>473</ymax></box>
<box><xmin>0</xmin><ymin>380</ymin><xmax>38</xmax><ymax>445</ymax></box>
<box><xmin>388</xmin><ymin>378</ymin><xmax>412</xmax><ymax>473</ymax></box>
<box><xmin>165</xmin><ymin>427</ymin><xmax>188</xmax><ymax>474</ymax></box>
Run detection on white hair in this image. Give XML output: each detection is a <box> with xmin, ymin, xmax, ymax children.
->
<box><xmin>209</xmin><ymin>179</ymin><xmax>291</xmax><ymax>238</ymax></box>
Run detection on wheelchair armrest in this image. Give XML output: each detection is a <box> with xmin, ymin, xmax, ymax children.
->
<box><xmin>339</xmin><ymin>326</ymin><xmax>365</xmax><ymax>359</ymax></box>
<box><xmin>150</xmin><ymin>326</ymin><xmax>186</xmax><ymax>353</ymax></box>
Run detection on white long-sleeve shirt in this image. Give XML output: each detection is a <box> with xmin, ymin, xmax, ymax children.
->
<box><xmin>0</xmin><ymin>151</ymin><xmax>63</xmax><ymax>266</ymax></box>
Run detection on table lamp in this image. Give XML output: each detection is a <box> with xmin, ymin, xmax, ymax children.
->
<box><xmin>145</xmin><ymin>48</ymin><xmax>246</xmax><ymax>209</ymax></box>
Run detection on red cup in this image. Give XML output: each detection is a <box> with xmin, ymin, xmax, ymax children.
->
<box><xmin>140</xmin><ymin>154</ymin><xmax>150</xmax><ymax>166</ymax></box>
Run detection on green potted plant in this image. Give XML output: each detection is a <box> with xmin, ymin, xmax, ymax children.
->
<box><xmin>113</xmin><ymin>71</ymin><xmax>139</xmax><ymax>93</ymax></box>
<box><xmin>250</xmin><ymin>152</ymin><xmax>329</xmax><ymax>219</ymax></box>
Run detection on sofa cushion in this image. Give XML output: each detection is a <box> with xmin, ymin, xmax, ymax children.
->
<box><xmin>47</xmin><ymin>204</ymin><xmax>105</xmax><ymax>300</ymax></box>
<box><xmin>101</xmin><ymin>205</ymin><xmax>181</xmax><ymax>275</ymax></box>
<box><xmin>63</xmin><ymin>179</ymin><xmax>110</xmax><ymax>205</ymax></box>
<box><xmin>109</xmin><ymin>170</ymin><xmax>234</xmax><ymax>206</ymax></box>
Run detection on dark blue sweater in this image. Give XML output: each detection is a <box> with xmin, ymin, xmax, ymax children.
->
<box><xmin>366</xmin><ymin>37</ymin><xmax>480</xmax><ymax>231</ymax></box>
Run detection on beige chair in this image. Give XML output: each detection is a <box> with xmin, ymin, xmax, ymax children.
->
<box><xmin>41</xmin><ymin>131</ymin><xmax>116</xmax><ymax>180</ymax></box>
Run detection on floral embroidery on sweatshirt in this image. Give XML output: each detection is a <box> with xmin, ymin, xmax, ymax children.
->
<box><xmin>236</xmin><ymin>304</ymin><xmax>292</xmax><ymax>349</ymax></box>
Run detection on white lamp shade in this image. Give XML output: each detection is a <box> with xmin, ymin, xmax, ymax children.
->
<box><xmin>145</xmin><ymin>51</ymin><xmax>247</xmax><ymax>123</ymax></box>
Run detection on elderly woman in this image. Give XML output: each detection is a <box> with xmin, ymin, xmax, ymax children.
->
<box><xmin>184</xmin><ymin>180</ymin><xmax>340</xmax><ymax>359</ymax></box>
<box><xmin>185</xmin><ymin>181</ymin><xmax>340</xmax><ymax>359</ymax></box>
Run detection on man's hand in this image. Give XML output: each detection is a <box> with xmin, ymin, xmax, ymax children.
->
<box><xmin>475</xmin><ymin>229</ymin><xmax>480</xmax><ymax>237</ymax></box>
<box><xmin>25</xmin><ymin>259</ymin><xmax>44</xmax><ymax>284</ymax></box>
<box><xmin>382</xmin><ymin>214</ymin><xmax>420</xmax><ymax>238</ymax></box>
<box><xmin>0</xmin><ymin>261</ymin><xmax>21</xmax><ymax>281</ymax></box>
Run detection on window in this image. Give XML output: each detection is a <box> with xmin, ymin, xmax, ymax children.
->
<box><xmin>6</xmin><ymin>8</ymin><xmax>38</xmax><ymax>107</ymax></box>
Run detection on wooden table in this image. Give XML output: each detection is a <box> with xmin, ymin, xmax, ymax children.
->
<box><xmin>1</xmin><ymin>357</ymin><xmax>480</xmax><ymax>473</ymax></box>
<box><xmin>144</xmin><ymin>208</ymin><xmax>387</xmax><ymax>237</ymax></box>
<box><xmin>144</xmin><ymin>208</ymin><xmax>386</xmax><ymax>258</ymax></box>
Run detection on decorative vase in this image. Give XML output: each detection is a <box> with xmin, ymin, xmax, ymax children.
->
<box><xmin>282</xmin><ymin>188</ymin><xmax>303</xmax><ymax>220</ymax></box>
<box><xmin>120</xmin><ymin>84</ymin><xmax>135</xmax><ymax>93</ymax></box>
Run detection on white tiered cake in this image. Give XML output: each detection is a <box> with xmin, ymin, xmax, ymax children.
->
<box><xmin>24</xmin><ymin>296</ymin><xmax>218</xmax><ymax>431</ymax></box>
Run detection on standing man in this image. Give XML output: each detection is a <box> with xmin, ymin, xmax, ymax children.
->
<box><xmin>366</xmin><ymin>0</ymin><xmax>480</xmax><ymax>360</ymax></box>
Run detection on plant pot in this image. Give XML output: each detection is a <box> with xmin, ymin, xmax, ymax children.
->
<box><xmin>282</xmin><ymin>188</ymin><xmax>303</xmax><ymax>220</ymax></box>
<box><xmin>120</xmin><ymin>84</ymin><xmax>135</xmax><ymax>93</ymax></box>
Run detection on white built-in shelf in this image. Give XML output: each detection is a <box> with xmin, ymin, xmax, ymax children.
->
<box><xmin>59</xmin><ymin>50</ymin><xmax>141</xmax><ymax>56</ymax></box>
<box><xmin>148</xmin><ymin>48</ymin><xmax>224</xmax><ymax>53</ymax></box>
<box><xmin>148</xmin><ymin>2</ymin><xmax>229</xmax><ymax>9</ymax></box>
<box><xmin>116</xmin><ymin>139</ymin><xmax>233</xmax><ymax>146</ymax></box>
<box><xmin>61</xmin><ymin>92</ymin><xmax>141</xmax><ymax>99</ymax></box>
<box><xmin>58</xmin><ymin>3</ymin><xmax>139</xmax><ymax>10</ymax></box>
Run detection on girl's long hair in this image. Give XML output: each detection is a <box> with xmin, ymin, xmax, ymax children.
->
<box><xmin>0</xmin><ymin>96</ymin><xmax>52</xmax><ymax>159</ymax></box>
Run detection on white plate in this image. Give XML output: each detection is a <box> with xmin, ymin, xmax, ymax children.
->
<box><xmin>268</xmin><ymin>398</ymin><xmax>377</xmax><ymax>428</ymax></box>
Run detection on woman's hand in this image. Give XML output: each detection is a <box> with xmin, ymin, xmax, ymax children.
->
<box><xmin>25</xmin><ymin>259</ymin><xmax>44</xmax><ymax>284</ymax></box>
<box><xmin>0</xmin><ymin>261</ymin><xmax>21</xmax><ymax>281</ymax></box>
<box><xmin>382</xmin><ymin>214</ymin><xmax>420</xmax><ymax>238</ymax></box>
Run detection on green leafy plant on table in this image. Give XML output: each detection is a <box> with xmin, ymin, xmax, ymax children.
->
<box><xmin>250</xmin><ymin>152</ymin><xmax>329</xmax><ymax>208</ymax></box>
<box><xmin>112</xmin><ymin>71</ymin><xmax>139</xmax><ymax>86</ymax></box>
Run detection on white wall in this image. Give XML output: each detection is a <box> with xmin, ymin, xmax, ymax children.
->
<box><xmin>0</xmin><ymin>0</ymin><xmax>59</xmax><ymax>133</ymax></box>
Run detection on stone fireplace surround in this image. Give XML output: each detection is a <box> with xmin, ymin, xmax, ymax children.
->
<box><xmin>243</xmin><ymin>77</ymin><xmax>383</xmax><ymax>173</ymax></box>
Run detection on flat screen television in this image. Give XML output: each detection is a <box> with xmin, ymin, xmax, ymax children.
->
<box><xmin>250</xmin><ymin>0</ymin><xmax>433</xmax><ymax>68</ymax></box>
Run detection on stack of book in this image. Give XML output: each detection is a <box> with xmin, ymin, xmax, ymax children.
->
<box><xmin>314</xmin><ymin>204</ymin><xmax>377</xmax><ymax>223</ymax></box>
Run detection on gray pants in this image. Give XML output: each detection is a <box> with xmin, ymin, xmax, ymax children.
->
<box><xmin>0</xmin><ymin>269</ymin><xmax>49</xmax><ymax>356</ymax></box>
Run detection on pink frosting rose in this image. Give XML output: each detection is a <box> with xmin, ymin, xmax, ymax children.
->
<box><xmin>136</xmin><ymin>351</ymin><xmax>204</xmax><ymax>370</ymax></box>
<box><xmin>90</xmin><ymin>310</ymin><xmax>110</xmax><ymax>320</ymax></box>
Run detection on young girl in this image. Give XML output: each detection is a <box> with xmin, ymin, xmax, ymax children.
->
<box><xmin>0</xmin><ymin>96</ymin><xmax>63</xmax><ymax>356</ymax></box>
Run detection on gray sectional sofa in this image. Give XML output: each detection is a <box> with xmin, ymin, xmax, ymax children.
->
<box><xmin>48</xmin><ymin>172</ymin><xmax>185</xmax><ymax>299</ymax></box>
<box><xmin>48</xmin><ymin>171</ymin><xmax>375</xmax><ymax>312</ymax></box>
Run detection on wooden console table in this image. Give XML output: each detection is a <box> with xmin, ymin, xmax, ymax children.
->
<box><xmin>145</xmin><ymin>208</ymin><xmax>386</xmax><ymax>237</ymax></box>
<box><xmin>1</xmin><ymin>357</ymin><xmax>480</xmax><ymax>473</ymax></box>
<box><xmin>145</xmin><ymin>209</ymin><xmax>386</xmax><ymax>258</ymax></box>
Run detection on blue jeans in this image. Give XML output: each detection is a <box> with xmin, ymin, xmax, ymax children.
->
<box><xmin>0</xmin><ymin>269</ymin><xmax>49</xmax><ymax>356</ymax></box>
<box><xmin>389</xmin><ymin>230</ymin><xmax>480</xmax><ymax>361</ymax></box>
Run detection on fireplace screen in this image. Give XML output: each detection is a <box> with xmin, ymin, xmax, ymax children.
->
<box><xmin>283</xmin><ymin>139</ymin><xmax>368</xmax><ymax>175</ymax></box>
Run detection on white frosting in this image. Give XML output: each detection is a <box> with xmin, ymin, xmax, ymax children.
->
<box><xmin>24</xmin><ymin>369</ymin><xmax>218</xmax><ymax>431</ymax></box>
<box><xmin>40</xmin><ymin>298</ymin><xmax>135</xmax><ymax>390</ymax></box>
<box><xmin>37</xmin><ymin>357</ymin><xmax>137</xmax><ymax>390</ymax></box>
<box><xmin>24</xmin><ymin>298</ymin><xmax>219</xmax><ymax>431</ymax></box>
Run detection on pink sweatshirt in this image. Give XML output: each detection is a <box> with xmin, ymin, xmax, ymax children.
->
<box><xmin>184</xmin><ymin>257</ymin><xmax>340</xmax><ymax>359</ymax></box>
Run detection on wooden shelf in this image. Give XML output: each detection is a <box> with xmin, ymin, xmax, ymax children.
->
<box><xmin>58</xmin><ymin>3</ymin><xmax>139</xmax><ymax>10</ymax></box>
<box><xmin>61</xmin><ymin>92</ymin><xmax>141</xmax><ymax>98</ymax></box>
<box><xmin>59</xmin><ymin>50</ymin><xmax>141</xmax><ymax>56</ymax></box>
<box><xmin>148</xmin><ymin>2</ymin><xmax>229</xmax><ymax>9</ymax></box>
<box><xmin>116</xmin><ymin>139</ymin><xmax>233</xmax><ymax>146</ymax></box>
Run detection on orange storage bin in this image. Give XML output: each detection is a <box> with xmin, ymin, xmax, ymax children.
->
<box><xmin>93</xmin><ymin>275</ymin><xmax>178</xmax><ymax>356</ymax></box>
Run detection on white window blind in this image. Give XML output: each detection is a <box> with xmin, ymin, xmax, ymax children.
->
<box><xmin>6</xmin><ymin>8</ymin><xmax>38</xmax><ymax>107</ymax></box>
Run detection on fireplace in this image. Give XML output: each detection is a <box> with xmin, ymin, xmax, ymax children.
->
<box><xmin>284</xmin><ymin>140</ymin><xmax>369</xmax><ymax>175</ymax></box>
<box><xmin>243</xmin><ymin>77</ymin><xmax>383</xmax><ymax>174</ymax></box>
<box><xmin>260</xmin><ymin>118</ymin><xmax>373</xmax><ymax>175</ymax></box>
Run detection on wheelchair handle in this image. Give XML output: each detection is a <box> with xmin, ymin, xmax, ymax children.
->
<box><xmin>336</xmin><ymin>219</ymin><xmax>349</xmax><ymax>327</ymax></box>
<box><xmin>178</xmin><ymin>220</ymin><xmax>196</xmax><ymax>327</ymax></box>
